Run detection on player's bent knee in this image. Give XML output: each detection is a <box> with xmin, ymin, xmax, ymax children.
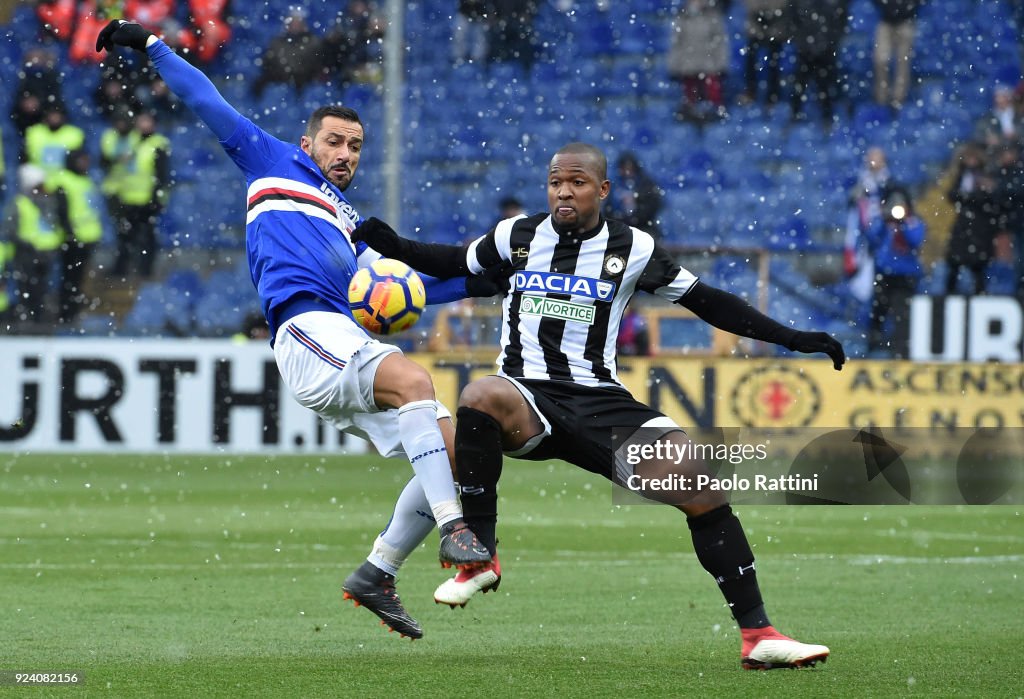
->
<box><xmin>374</xmin><ymin>354</ymin><xmax>436</xmax><ymax>409</ymax></box>
<box><xmin>458</xmin><ymin>377</ymin><xmax>513</xmax><ymax>416</ymax></box>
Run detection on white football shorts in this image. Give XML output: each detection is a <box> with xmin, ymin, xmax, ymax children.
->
<box><xmin>273</xmin><ymin>311</ymin><xmax>450</xmax><ymax>458</ymax></box>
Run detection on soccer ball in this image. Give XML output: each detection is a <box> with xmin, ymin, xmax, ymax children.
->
<box><xmin>348</xmin><ymin>258</ymin><xmax>426</xmax><ymax>335</ymax></box>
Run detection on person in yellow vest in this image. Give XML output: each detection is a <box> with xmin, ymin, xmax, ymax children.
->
<box><xmin>0</xmin><ymin>117</ymin><xmax>7</xmax><ymax>210</ymax></box>
<box><xmin>52</xmin><ymin>149</ymin><xmax>104</xmax><ymax>325</ymax></box>
<box><xmin>24</xmin><ymin>105</ymin><xmax>85</xmax><ymax>186</ymax></box>
<box><xmin>0</xmin><ymin>240</ymin><xmax>13</xmax><ymax>319</ymax></box>
<box><xmin>99</xmin><ymin>108</ymin><xmax>139</xmax><ymax>226</ymax></box>
<box><xmin>0</xmin><ymin>165</ymin><xmax>65</xmax><ymax>328</ymax></box>
<box><xmin>113</xmin><ymin>111</ymin><xmax>170</xmax><ymax>279</ymax></box>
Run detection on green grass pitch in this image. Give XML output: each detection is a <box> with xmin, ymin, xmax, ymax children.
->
<box><xmin>1</xmin><ymin>453</ymin><xmax>1021</xmax><ymax>698</ymax></box>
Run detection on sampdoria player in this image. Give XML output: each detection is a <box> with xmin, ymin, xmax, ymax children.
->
<box><xmin>95</xmin><ymin>20</ymin><xmax>504</xmax><ymax>636</ymax></box>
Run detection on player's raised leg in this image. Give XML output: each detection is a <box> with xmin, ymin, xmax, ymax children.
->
<box><xmin>630</xmin><ymin>430</ymin><xmax>830</xmax><ymax>670</ymax></box>
<box><xmin>434</xmin><ymin>376</ymin><xmax>541</xmax><ymax>607</ymax></box>
<box><xmin>372</xmin><ymin>353</ymin><xmax>491</xmax><ymax>570</ymax></box>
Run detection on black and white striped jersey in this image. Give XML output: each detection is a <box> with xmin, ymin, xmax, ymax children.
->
<box><xmin>466</xmin><ymin>213</ymin><xmax>699</xmax><ymax>388</ymax></box>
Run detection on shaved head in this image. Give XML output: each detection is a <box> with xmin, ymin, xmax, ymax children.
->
<box><xmin>552</xmin><ymin>143</ymin><xmax>607</xmax><ymax>180</ymax></box>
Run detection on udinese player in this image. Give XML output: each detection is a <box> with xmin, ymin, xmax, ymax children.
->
<box><xmin>354</xmin><ymin>143</ymin><xmax>844</xmax><ymax>669</ymax></box>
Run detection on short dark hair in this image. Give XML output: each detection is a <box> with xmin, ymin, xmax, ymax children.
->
<box><xmin>305</xmin><ymin>105</ymin><xmax>363</xmax><ymax>139</ymax></box>
<box><xmin>553</xmin><ymin>142</ymin><xmax>607</xmax><ymax>180</ymax></box>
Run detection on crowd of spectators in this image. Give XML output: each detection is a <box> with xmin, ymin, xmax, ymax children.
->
<box><xmin>0</xmin><ymin>1</ymin><xmax>206</xmax><ymax>333</ymax></box>
<box><xmin>840</xmin><ymin>79</ymin><xmax>1024</xmax><ymax>357</ymax></box>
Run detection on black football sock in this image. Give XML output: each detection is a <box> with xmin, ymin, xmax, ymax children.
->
<box><xmin>454</xmin><ymin>407</ymin><xmax>504</xmax><ymax>556</ymax></box>
<box><xmin>687</xmin><ymin>504</ymin><xmax>771</xmax><ymax>629</ymax></box>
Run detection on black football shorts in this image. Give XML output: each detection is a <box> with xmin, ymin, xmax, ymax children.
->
<box><xmin>501</xmin><ymin>376</ymin><xmax>684</xmax><ymax>482</ymax></box>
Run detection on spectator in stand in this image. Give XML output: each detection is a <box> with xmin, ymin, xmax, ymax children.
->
<box><xmin>10</xmin><ymin>47</ymin><xmax>64</xmax><ymax>142</ymax></box>
<box><xmin>497</xmin><ymin>195</ymin><xmax>525</xmax><ymax>221</ymax></box>
<box><xmin>975</xmin><ymin>83</ymin><xmax>1024</xmax><ymax>150</ymax></box>
<box><xmin>488</xmin><ymin>0</ymin><xmax>538</xmax><ymax>73</ymax></box>
<box><xmin>617</xmin><ymin>302</ymin><xmax>651</xmax><ymax>356</ymax></box>
<box><xmin>845</xmin><ymin>146</ymin><xmax>891</xmax><ymax>309</ymax></box>
<box><xmin>234</xmin><ymin>311</ymin><xmax>271</xmax><ymax>342</ymax></box>
<box><xmin>36</xmin><ymin>0</ymin><xmax>77</xmax><ymax>42</ymax></box>
<box><xmin>52</xmin><ymin>149</ymin><xmax>104</xmax><ymax>325</ymax></box>
<box><xmin>452</xmin><ymin>0</ymin><xmax>489</xmax><ymax>67</ymax></box>
<box><xmin>871</xmin><ymin>0</ymin><xmax>922</xmax><ymax>111</ymax></box>
<box><xmin>100</xmin><ymin>108</ymin><xmax>140</xmax><ymax>219</ymax></box>
<box><xmin>70</xmin><ymin>0</ymin><xmax>139</xmax><ymax>64</ymax></box>
<box><xmin>0</xmin><ymin>119</ymin><xmax>7</xmax><ymax>207</ymax></box>
<box><xmin>944</xmin><ymin>142</ymin><xmax>999</xmax><ymax>295</ymax></box>
<box><xmin>112</xmin><ymin>112</ymin><xmax>171</xmax><ymax>279</ymax></box>
<box><xmin>738</xmin><ymin>0</ymin><xmax>788</xmax><ymax>107</ymax></box>
<box><xmin>1</xmin><ymin>165</ymin><xmax>65</xmax><ymax>328</ymax></box>
<box><xmin>0</xmin><ymin>238</ymin><xmax>12</xmax><ymax>322</ymax></box>
<box><xmin>187</xmin><ymin>0</ymin><xmax>233</xmax><ymax>64</ymax></box>
<box><xmin>323</xmin><ymin>1</ymin><xmax>386</xmax><ymax>86</ymax></box>
<box><xmin>864</xmin><ymin>185</ymin><xmax>925</xmax><ymax>358</ymax></box>
<box><xmin>992</xmin><ymin>141</ymin><xmax>1024</xmax><ymax>296</ymax></box>
<box><xmin>253</xmin><ymin>8</ymin><xmax>325</xmax><ymax>97</ymax></box>
<box><xmin>788</xmin><ymin>0</ymin><xmax>849</xmax><ymax>127</ymax></box>
<box><xmin>65</xmin><ymin>0</ymin><xmax>229</xmax><ymax>64</ymax></box>
<box><xmin>604</xmin><ymin>151</ymin><xmax>663</xmax><ymax>237</ymax></box>
<box><xmin>24</xmin><ymin>105</ymin><xmax>85</xmax><ymax>185</ymax></box>
<box><xmin>668</xmin><ymin>0</ymin><xmax>729</xmax><ymax>123</ymax></box>
<box><xmin>95</xmin><ymin>61</ymin><xmax>145</xmax><ymax>121</ymax></box>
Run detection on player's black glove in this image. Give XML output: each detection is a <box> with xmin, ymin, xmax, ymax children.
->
<box><xmin>351</xmin><ymin>216</ymin><xmax>405</xmax><ymax>258</ymax></box>
<box><xmin>785</xmin><ymin>331</ymin><xmax>846</xmax><ymax>371</ymax></box>
<box><xmin>96</xmin><ymin>19</ymin><xmax>154</xmax><ymax>53</ymax></box>
<box><xmin>466</xmin><ymin>261</ymin><xmax>514</xmax><ymax>298</ymax></box>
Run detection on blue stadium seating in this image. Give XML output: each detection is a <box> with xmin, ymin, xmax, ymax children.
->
<box><xmin>5</xmin><ymin>0</ymin><xmax>1010</xmax><ymax>339</ymax></box>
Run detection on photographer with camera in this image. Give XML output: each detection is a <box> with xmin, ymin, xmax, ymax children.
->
<box><xmin>864</xmin><ymin>184</ymin><xmax>925</xmax><ymax>357</ymax></box>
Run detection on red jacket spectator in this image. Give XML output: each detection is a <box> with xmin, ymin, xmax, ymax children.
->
<box><xmin>69</xmin><ymin>1</ymin><xmax>126</xmax><ymax>63</ymax></box>
<box><xmin>188</xmin><ymin>0</ymin><xmax>231</xmax><ymax>63</ymax></box>
<box><xmin>36</xmin><ymin>0</ymin><xmax>76</xmax><ymax>40</ymax></box>
<box><xmin>62</xmin><ymin>0</ymin><xmax>227</xmax><ymax>63</ymax></box>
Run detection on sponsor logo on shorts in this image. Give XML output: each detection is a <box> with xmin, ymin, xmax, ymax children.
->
<box><xmin>520</xmin><ymin>294</ymin><xmax>595</xmax><ymax>325</ymax></box>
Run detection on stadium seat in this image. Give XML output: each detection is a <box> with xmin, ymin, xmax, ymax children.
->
<box><xmin>122</xmin><ymin>283</ymin><xmax>179</xmax><ymax>337</ymax></box>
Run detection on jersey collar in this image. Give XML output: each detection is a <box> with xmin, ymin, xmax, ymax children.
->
<box><xmin>552</xmin><ymin>215</ymin><xmax>606</xmax><ymax>244</ymax></box>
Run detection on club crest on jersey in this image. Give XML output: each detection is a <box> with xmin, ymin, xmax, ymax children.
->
<box><xmin>513</xmin><ymin>271</ymin><xmax>616</xmax><ymax>301</ymax></box>
<box><xmin>604</xmin><ymin>254</ymin><xmax>625</xmax><ymax>275</ymax></box>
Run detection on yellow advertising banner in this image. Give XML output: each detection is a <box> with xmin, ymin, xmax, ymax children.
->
<box><xmin>412</xmin><ymin>354</ymin><xmax>1024</xmax><ymax>430</ymax></box>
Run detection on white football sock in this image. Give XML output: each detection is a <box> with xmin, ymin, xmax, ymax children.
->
<box><xmin>367</xmin><ymin>476</ymin><xmax>436</xmax><ymax>576</ymax></box>
<box><xmin>397</xmin><ymin>400</ymin><xmax>462</xmax><ymax>527</ymax></box>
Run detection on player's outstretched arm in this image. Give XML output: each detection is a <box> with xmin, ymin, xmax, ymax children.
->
<box><xmin>352</xmin><ymin>217</ymin><xmax>469</xmax><ymax>278</ymax></box>
<box><xmin>678</xmin><ymin>281</ymin><xmax>846</xmax><ymax>370</ymax></box>
<box><xmin>96</xmin><ymin>20</ymin><xmax>240</xmax><ymax>142</ymax></box>
<box><xmin>352</xmin><ymin>219</ymin><xmax>509</xmax><ymax>301</ymax></box>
